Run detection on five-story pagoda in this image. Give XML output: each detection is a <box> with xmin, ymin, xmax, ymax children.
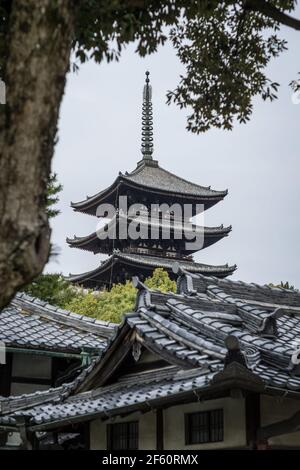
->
<box><xmin>67</xmin><ymin>72</ymin><xmax>236</xmax><ymax>289</ymax></box>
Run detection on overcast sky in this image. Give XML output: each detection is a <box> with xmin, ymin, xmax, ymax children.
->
<box><xmin>47</xmin><ymin>13</ymin><xmax>300</xmax><ymax>288</ymax></box>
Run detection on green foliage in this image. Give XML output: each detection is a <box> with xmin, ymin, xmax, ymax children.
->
<box><xmin>168</xmin><ymin>2</ymin><xmax>287</xmax><ymax>132</ymax></box>
<box><xmin>73</xmin><ymin>0</ymin><xmax>299</xmax><ymax>132</ymax></box>
<box><xmin>1</xmin><ymin>1</ymin><xmax>299</xmax><ymax>132</ymax></box>
<box><xmin>144</xmin><ymin>267</ymin><xmax>176</xmax><ymax>293</ymax></box>
<box><xmin>47</xmin><ymin>172</ymin><xmax>63</xmax><ymax>219</ymax></box>
<box><xmin>65</xmin><ymin>281</ymin><xmax>137</xmax><ymax>323</ymax></box>
<box><xmin>23</xmin><ymin>268</ymin><xmax>176</xmax><ymax>323</ymax></box>
<box><xmin>269</xmin><ymin>281</ymin><xmax>297</xmax><ymax>290</ymax></box>
<box><xmin>65</xmin><ymin>268</ymin><xmax>176</xmax><ymax>323</ymax></box>
<box><xmin>22</xmin><ymin>274</ymin><xmax>76</xmax><ymax>307</ymax></box>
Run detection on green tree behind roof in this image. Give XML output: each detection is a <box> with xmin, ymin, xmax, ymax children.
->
<box><xmin>65</xmin><ymin>281</ymin><xmax>138</xmax><ymax>323</ymax></box>
<box><xmin>144</xmin><ymin>267</ymin><xmax>176</xmax><ymax>293</ymax></box>
<box><xmin>22</xmin><ymin>273</ymin><xmax>75</xmax><ymax>307</ymax></box>
<box><xmin>23</xmin><ymin>268</ymin><xmax>176</xmax><ymax>323</ymax></box>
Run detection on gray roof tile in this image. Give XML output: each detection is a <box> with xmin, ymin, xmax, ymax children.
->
<box><xmin>0</xmin><ymin>293</ymin><xmax>115</xmax><ymax>353</ymax></box>
<box><xmin>2</xmin><ymin>271</ymin><xmax>300</xmax><ymax>429</ymax></box>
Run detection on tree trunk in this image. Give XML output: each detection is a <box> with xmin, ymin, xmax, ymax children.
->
<box><xmin>0</xmin><ymin>0</ymin><xmax>76</xmax><ymax>309</ymax></box>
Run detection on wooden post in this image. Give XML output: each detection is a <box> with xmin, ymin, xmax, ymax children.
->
<box><xmin>15</xmin><ymin>416</ymin><xmax>32</xmax><ymax>450</ymax></box>
<box><xmin>156</xmin><ymin>408</ymin><xmax>164</xmax><ymax>450</ymax></box>
<box><xmin>245</xmin><ymin>392</ymin><xmax>261</xmax><ymax>449</ymax></box>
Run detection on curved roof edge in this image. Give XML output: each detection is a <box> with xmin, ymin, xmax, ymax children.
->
<box><xmin>67</xmin><ymin>253</ymin><xmax>237</xmax><ymax>283</ymax></box>
<box><xmin>67</xmin><ymin>219</ymin><xmax>232</xmax><ymax>249</ymax></box>
<box><xmin>70</xmin><ymin>162</ymin><xmax>228</xmax><ymax>215</ymax></box>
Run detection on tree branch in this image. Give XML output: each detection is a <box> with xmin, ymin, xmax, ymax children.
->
<box><xmin>245</xmin><ymin>0</ymin><xmax>300</xmax><ymax>31</ymax></box>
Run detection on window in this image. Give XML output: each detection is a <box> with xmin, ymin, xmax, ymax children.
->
<box><xmin>107</xmin><ymin>421</ymin><xmax>138</xmax><ymax>450</ymax></box>
<box><xmin>185</xmin><ymin>409</ymin><xmax>224</xmax><ymax>445</ymax></box>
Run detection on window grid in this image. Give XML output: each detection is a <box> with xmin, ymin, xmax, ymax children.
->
<box><xmin>185</xmin><ymin>409</ymin><xmax>223</xmax><ymax>445</ymax></box>
<box><xmin>107</xmin><ymin>421</ymin><xmax>138</xmax><ymax>450</ymax></box>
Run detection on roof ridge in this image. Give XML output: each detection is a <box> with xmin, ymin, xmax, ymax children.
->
<box><xmin>13</xmin><ymin>292</ymin><xmax>117</xmax><ymax>335</ymax></box>
<box><xmin>193</xmin><ymin>272</ymin><xmax>300</xmax><ymax>299</ymax></box>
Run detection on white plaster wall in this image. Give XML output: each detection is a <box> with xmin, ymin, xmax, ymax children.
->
<box><xmin>164</xmin><ymin>397</ymin><xmax>246</xmax><ymax>450</ymax></box>
<box><xmin>90</xmin><ymin>397</ymin><xmax>246</xmax><ymax>450</ymax></box>
<box><xmin>261</xmin><ymin>395</ymin><xmax>300</xmax><ymax>448</ymax></box>
<box><xmin>90</xmin><ymin>411</ymin><xmax>156</xmax><ymax>450</ymax></box>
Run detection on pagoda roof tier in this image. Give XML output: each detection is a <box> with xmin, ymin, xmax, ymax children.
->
<box><xmin>67</xmin><ymin>214</ymin><xmax>231</xmax><ymax>255</ymax></box>
<box><xmin>71</xmin><ymin>159</ymin><xmax>228</xmax><ymax>216</ymax></box>
<box><xmin>67</xmin><ymin>251</ymin><xmax>236</xmax><ymax>289</ymax></box>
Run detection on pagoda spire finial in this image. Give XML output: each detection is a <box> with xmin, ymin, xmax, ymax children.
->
<box><xmin>141</xmin><ymin>71</ymin><xmax>153</xmax><ymax>160</ymax></box>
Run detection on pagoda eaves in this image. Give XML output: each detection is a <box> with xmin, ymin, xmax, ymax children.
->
<box><xmin>71</xmin><ymin>159</ymin><xmax>228</xmax><ymax>217</ymax></box>
<box><xmin>67</xmin><ymin>251</ymin><xmax>237</xmax><ymax>289</ymax></box>
<box><xmin>67</xmin><ymin>213</ymin><xmax>232</xmax><ymax>255</ymax></box>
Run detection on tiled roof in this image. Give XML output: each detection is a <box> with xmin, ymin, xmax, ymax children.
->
<box><xmin>0</xmin><ymin>366</ymin><xmax>216</xmax><ymax>427</ymax></box>
<box><xmin>2</xmin><ymin>271</ymin><xmax>300</xmax><ymax>430</ymax></box>
<box><xmin>0</xmin><ymin>293</ymin><xmax>116</xmax><ymax>354</ymax></box>
<box><xmin>68</xmin><ymin>251</ymin><xmax>236</xmax><ymax>283</ymax></box>
<box><xmin>71</xmin><ymin>160</ymin><xmax>227</xmax><ymax>214</ymax></box>
<box><xmin>123</xmin><ymin>161</ymin><xmax>227</xmax><ymax>198</ymax></box>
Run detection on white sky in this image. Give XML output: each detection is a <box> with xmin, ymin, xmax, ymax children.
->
<box><xmin>47</xmin><ymin>11</ymin><xmax>300</xmax><ymax>288</ymax></box>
